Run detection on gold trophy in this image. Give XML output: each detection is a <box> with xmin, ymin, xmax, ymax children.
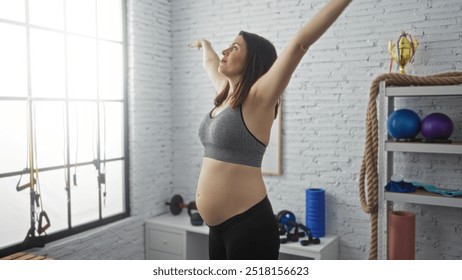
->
<box><xmin>388</xmin><ymin>32</ymin><xmax>418</xmax><ymax>74</ymax></box>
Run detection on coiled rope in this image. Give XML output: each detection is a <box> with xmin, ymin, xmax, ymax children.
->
<box><xmin>359</xmin><ymin>72</ymin><xmax>462</xmax><ymax>260</ymax></box>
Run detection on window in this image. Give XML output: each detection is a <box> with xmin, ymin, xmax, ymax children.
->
<box><xmin>0</xmin><ymin>0</ymin><xmax>128</xmax><ymax>255</ymax></box>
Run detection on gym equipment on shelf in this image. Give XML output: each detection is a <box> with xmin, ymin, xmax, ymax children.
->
<box><xmin>387</xmin><ymin>108</ymin><xmax>421</xmax><ymax>140</ymax></box>
<box><xmin>165</xmin><ymin>194</ymin><xmax>184</xmax><ymax>215</ymax></box>
<box><xmin>187</xmin><ymin>201</ymin><xmax>203</xmax><ymax>226</ymax></box>
<box><xmin>359</xmin><ymin>72</ymin><xmax>462</xmax><ymax>260</ymax></box>
<box><xmin>306</xmin><ymin>188</ymin><xmax>325</xmax><ymax>238</ymax></box>
<box><xmin>298</xmin><ymin>223</ymin><xmax>321</xmax><ymax>246</ymax></box>
<box><xmin>421</xmin><ymin>112</ymin><xmax>454</xmax><ymax>141</ymax></box>
<box><xmin>276</xmin><ymin>210</ymin><xmax>320</xmax><ymax>246</ymax></box>
<box><xmin>165</xmin><ymin>195</ymin><xmax>203</xmax><ymax>226</ymax></box>
<box><xmin>276</xmin><ymin>210</ymin><xmax>296</xmax><ymax>231</ymax></box>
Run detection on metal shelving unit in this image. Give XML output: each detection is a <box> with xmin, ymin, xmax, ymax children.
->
<box><xmin>384</xmin><ymin>189</ymin><xmax>462</xmax><ymax>208</ymax></box>
<box><xmin>385</xmin><ymin>141</ymin><xmax>462</xmax><ymax>154</ymax></box>
<box><xmin>377</xmin><ymin>82</ymin><xmax>462</xmax><ymax>259</ymax></box>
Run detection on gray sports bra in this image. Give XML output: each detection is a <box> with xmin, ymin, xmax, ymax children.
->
<box><xmin>198</xmin><ymin>104</ymin><xmax>266</xmax><ymax>167</ymax></box>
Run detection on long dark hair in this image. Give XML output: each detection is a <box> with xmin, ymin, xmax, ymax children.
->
<box><xmin>214</xmin><ymin>31</ymin><xmax>280</xmax><ymax>117</ymax></box>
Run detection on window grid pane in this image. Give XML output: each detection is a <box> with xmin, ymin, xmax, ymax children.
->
<box><xmin>0</xmin><ymin>176</ymin><xmax>30</xmax><ymax>247</ymax></box>
<box><xmin>98</xmin><ymin>41</ymin><xmax>123</xmax><ymax>100</ymax></box>
<box><xmin>97</xmin><ymin>0</ymin><xmax>123</xmax><ymax>42</ymax></box>
<box><xmin>0</xmin><ymin>101</ymin><xmax>28</xmax><ymax>174</ymax></box>
<box><xmin>102</xmin><ymin>160</ymin><xmax>125</xmax><ymax>218</ymax></box>
<box><xmin>30</xmin><ymin>29</ymin><xmax>66</xmax><ymax>98</ymax></box>
<box><xmin>29</xmin><ymin>0</ymin><xmax>64</xmax><ymax>30</ymax></box>
<box><xmin>66</xmin><ymin>0</ymin><xmax>96</xmax><ymax>37</ymax></box>
<box><xmin>71</xmin><ymin>165</ymin><xmax>99</xmax><ymax>227</ymax></box>
<box><xmin>0</xmin><ymin>0</ymin><xmax>25</xmax><ymax>22</ymax></box>
<box><xmin>0</xmin><ymin>23</ymin><xmax>28</xmax><ymax>97</ymax></box>
<box><xmin>0</xmin><ymin>0</ymin><xmax>126</xmax><ymax>251</ymax></box>
<box><xmin>67</xmin><ymin>35</ymin><xmax>98</xmax><ymax>99</ymax></box>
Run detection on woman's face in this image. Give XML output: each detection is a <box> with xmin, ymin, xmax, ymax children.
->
<box><xmin>218</xmin><ymin>35</ymin><xmax>247</xmax><ymax>82</ymax></box>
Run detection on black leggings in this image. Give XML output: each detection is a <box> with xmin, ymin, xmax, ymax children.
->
<box><xmin>208</xmin><ymin>196</ymin><xmax>280</xmax><ymax>260</ymax></box>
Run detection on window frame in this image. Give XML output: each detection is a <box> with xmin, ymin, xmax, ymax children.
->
<box><xmin>0</xmin><ymin>0</ymin><xmax>129</xmax><ymax>257</ymax></box>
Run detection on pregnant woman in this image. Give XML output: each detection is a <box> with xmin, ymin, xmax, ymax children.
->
<box><xmin>191</xmin><ymin>0</ymin><xmax>352</xmax><ymax>259</ymax></box>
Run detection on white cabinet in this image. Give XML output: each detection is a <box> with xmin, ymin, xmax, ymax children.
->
<box><xmin>378</xmin><ymin>83</ymin><xmax>462</xmax><ymax>259</ymax></box>
<box><xmin>145</xmin><ymin>213</ymin><xmax>210</xmax><ymax>260</ymax></box>
<box><xmin>145</xmin><ymin>212</ymin><xmax>339</xmax><ymax>260</ymax></box>
<box><xmin>146</xmin><ymin>227</ymin><xmax>185</xmax><ymax>259</ymax></box>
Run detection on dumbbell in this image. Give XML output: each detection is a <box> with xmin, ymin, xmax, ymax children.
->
<box><xmin>165</xmin><ymin>194</ymin><xmax>186</xmax><ymax>215</ymax></box>
<box><xmin>165</xmin><ymin>194</ymin><xmax>203</xmax><ymax>226</ymax></box>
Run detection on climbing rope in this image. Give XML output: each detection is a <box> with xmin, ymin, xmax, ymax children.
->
<box><xmin>359</xmin><ymin>72</ymin><xmax>462</xmax><ymax>260</ymax></box>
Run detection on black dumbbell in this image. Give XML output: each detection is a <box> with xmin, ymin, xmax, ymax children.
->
<box><xmin>165</xmin><ymin>194</ymin><xmax>185</xmax><ymax>215</ymax></box>
<box><xmin>165</xmin><ymin>195</ymin><xmax>204</xmax><ymax>226</ymax></box>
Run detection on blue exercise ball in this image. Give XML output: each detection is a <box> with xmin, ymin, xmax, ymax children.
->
<box><xmin>387</xmin><ymin>109</ymin><xmax>421</xmax><ymax>140</ymax></box>
<box><xmin>421</xmin><ymin>112</ymin><xmax>454</xmax><ymax>140</ymax></box>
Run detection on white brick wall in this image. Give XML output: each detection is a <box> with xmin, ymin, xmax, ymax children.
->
<box><xmin>30</xmin><ymin>0</ymin><xmax>462</xmax><ymax>260</ymax></box>
<box><xmin>127</xmin><ymin>0</ymin><xmax>173</xmax><ymax>220</ymax></box>
<box><xmin>172</xmin><ymin>0</ymin><xmax>462</xmax><ymax>260</ymax></box>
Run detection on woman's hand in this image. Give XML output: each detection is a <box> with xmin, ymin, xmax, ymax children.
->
<box><xmin>188</xmin><ymin>39</ymin><xmax>210</xmax><ymax>50</ymax></box>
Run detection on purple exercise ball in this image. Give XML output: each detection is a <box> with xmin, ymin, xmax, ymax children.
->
<box><xmin>421</xmin><ymin>112</ymin><xmax>454</xmax><ymax>140</ymax></box>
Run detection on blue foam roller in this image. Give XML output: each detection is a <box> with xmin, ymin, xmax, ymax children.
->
<box><xmin>306</xmin><ymin>188</ymin><xmax>325</xmax><ymax>238</ymax></box>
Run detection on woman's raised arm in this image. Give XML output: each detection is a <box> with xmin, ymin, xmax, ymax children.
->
<box><xmin>253</xmin><ymin>0</ymin><xmax>352</xmax><ymax>106</ymax></box>
<box><xmin>190</xmin><ymin>39</ymin><xmax>227</xmax><ymax>94</ymax></box>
